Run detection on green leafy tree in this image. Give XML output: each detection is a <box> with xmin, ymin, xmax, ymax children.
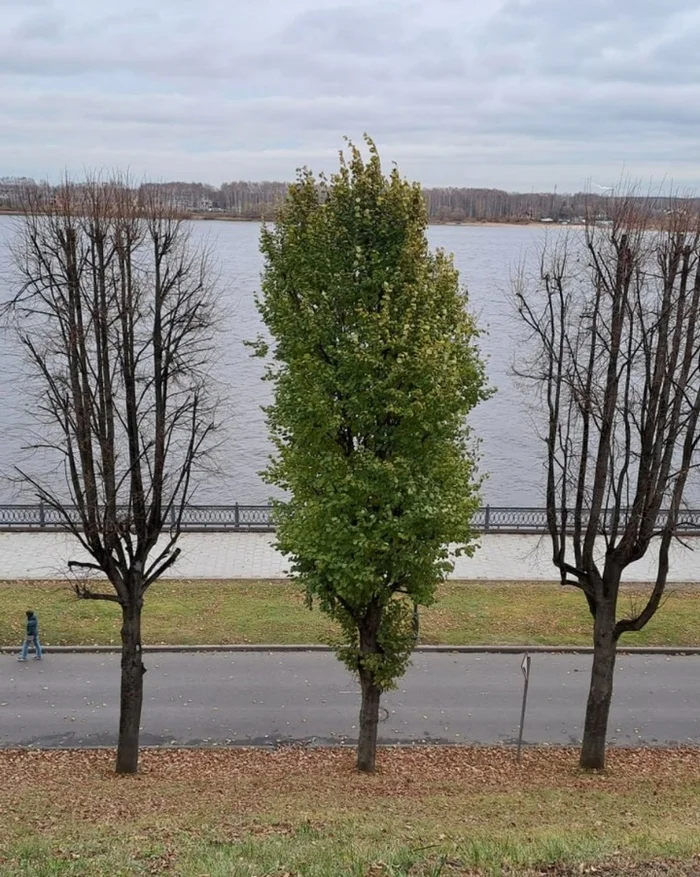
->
<box><xmin>257</xmin><ymin>139</ymin><xmax>489</xmax><ymax>772</ymax></box>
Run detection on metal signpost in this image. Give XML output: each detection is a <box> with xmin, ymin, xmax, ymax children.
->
<box><xmin>517</xmin><ymin>652</ymin><xmax>531</xmax><ymax>764</ymax></box>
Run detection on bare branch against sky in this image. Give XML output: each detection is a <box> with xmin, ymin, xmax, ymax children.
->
<box><xmin>1</xmin><ymin>0</ymin><xmax>699</xmax><ymax>189</ymax></box>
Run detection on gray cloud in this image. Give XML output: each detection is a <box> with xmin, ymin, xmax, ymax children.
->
<box><xmin>0</xmin><ymin>0</ymin><xmax>699</xmax><ymax>190</ymax></box>
<box><xmin>12</xmin><ymin>10</ymin><xmax>65</xmax><ymax>40</ymax></box>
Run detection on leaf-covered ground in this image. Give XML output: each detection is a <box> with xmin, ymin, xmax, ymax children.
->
<box><xmin>1</xmin><ymin>579</ymin><xmax>700</xmax><ymax>649</ymax></box>
<box><xmin>2</xmin><ymin>746</ymin><xmax>700</xmax><ymax>875</ymax></box>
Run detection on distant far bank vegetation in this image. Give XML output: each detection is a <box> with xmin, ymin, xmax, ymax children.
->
<box><xmin>0</xmin><ymin>176</ymin><xmax>693</xmax><ymax>226</ymax></box>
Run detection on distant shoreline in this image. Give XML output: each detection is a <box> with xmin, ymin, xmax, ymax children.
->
<box><xmin>179</xmin><ymin>214</ymin><xmax>566</xmax><ymax>228</ymax></box>
<box><xmin>193</xmin><ymin>215</ymin><xmax>565</xmax><ymax>228</ymax></box>
<box><xmin>0</xmin><ymin>208</ymin><xmax>566</xmax><ymax>229</ymax></box>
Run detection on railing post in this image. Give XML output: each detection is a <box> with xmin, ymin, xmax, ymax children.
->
<box><xmin>484</xmin><ymin>505</ymin><xmax>490</xmax><ymax>532</ymax></box>
<box><xmin>234</xmin><ymin>503</ymin><xmax>240</xmax><ymax>529</ymax></box>
<box><xmin>39</xmin><ymin>500</ymin><xmax>45</xmax><ymax>528</ymax></box>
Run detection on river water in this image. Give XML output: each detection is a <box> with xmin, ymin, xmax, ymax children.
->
<box><xmin>0</xmin><ymin>217</ymin><xmax>549</xmax><ymax>506</ymax></box>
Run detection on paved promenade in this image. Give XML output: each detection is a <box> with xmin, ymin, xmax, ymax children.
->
<box><xmin>1</xmin><ymin>531</ymin><xmax>698</xmax><ymax>580</ymax></box>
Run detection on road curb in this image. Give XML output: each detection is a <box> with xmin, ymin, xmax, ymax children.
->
<box><xmin>2</xmin><ymin>644</ymin><xmax>700</xmax><ymax>656</ymax></box>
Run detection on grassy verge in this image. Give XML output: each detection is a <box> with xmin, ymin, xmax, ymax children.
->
<box><xmin>2</xmin><ymin>747</ymin><xmax>700</xmax><ymax>876</ymax></box>
<box><xmin>1</xmin><ymin>579</ymin><xmax>700</xmax><ymax>649</ymax></box>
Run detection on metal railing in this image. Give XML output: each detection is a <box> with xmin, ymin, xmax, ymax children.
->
<box><xmin>0</xmin><ymin>503</ymin><xmax>276</xmax><ymax>532</ymax></box>
<box><xmin>1</xmin><ymin>503</ymin><xmax>700</xmax><ymax>534</ymax></box>
<box><xmin>478</xmin><ymin>506</ymin><xmax>700</xmax><ymax>534</ymax></box>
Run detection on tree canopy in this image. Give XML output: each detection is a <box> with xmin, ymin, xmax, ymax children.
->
<box><xmin>258</xmin><ymin>138</ymin><xmax>489</xmax><ymax>770</ymax></box>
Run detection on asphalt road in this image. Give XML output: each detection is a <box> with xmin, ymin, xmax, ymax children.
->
<box><xmin>1</xmin><ymin>652</ymin><xmax>699</xmax><ymax>748</ymax></box>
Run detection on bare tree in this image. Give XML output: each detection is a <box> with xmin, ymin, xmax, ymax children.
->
<box><xmin>8</xmin><ymin>178</ymin><xmax>217</xmax><ymax>774</ymax></box>
<box><xmin>515</xmin><ymin>196</ymin><xmax>700</xmax><ymax>769</ymax></box>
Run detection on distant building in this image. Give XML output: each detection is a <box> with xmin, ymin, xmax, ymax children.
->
<box><xmin>0</xmin><ymin>176</ymin><xmax>36</xmax><ymax>208</ymax></box>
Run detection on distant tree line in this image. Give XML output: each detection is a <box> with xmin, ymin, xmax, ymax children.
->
<box><xmin>0</xmin><ymin>175</ymin><xmax>692</xmax><ymax>223</ymax></box>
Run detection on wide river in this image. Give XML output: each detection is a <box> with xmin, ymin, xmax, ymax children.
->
<box><xmin>0</xmin><ymin>218</ymin><xmax>551</xmax><ymax>507</ymax></box>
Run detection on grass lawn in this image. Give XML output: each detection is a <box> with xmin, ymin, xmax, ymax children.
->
<box><xmin>2</xmin><ymin>746</ymin><xmax>700</xmax><ymax>876</ymax></box>
<box><xmin>1</xmin><ymin>579</ymin><xmax>700</xmax><ymax>649</ymax></box>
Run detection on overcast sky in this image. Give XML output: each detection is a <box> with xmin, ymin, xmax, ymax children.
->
<box><xmin>1</xmin><ymin>0</ymin><xmax>699</xmax><ymax>192</ymax></box>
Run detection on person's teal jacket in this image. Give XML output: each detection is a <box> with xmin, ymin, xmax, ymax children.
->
<box><xmin>26</xmin><ymin>614</ymin><xmax>38</xmax><ymax>637</ymax></box>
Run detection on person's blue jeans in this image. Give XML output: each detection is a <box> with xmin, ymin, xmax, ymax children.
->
<box><xmin>19</xmin><ymin>635</ymin><xmax>42</xmax><ymax>660</ymax></box>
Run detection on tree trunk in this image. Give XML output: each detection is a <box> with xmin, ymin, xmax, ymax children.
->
<box><xmin>115</xmin><ymin>599</ymin><xmax>146</xmax><ymax>774</ymax></box>
<box><xmin>356</xmin><ymin>601</ymin><xmax>383</xmax><ymax>773</ymax></box>
<box><xmin>579</xmin><ymin>600</ymin><xmax>617</xmax><ymax>770</ymax></box>
<box><xmin>357</xmin><ymin>667</ymin><xmax>381</xmax><ymax>773</ymax></box>
<box><xmin>411</xmin><ymin>602</ymin><xmax>420</xmax><ymax>643</ymax></box>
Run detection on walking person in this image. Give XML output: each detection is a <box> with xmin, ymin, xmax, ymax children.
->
<box><xmin>18</xmin><ymin>610</ymin><xmax>43</xmax><ymax>661</ymax></box>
